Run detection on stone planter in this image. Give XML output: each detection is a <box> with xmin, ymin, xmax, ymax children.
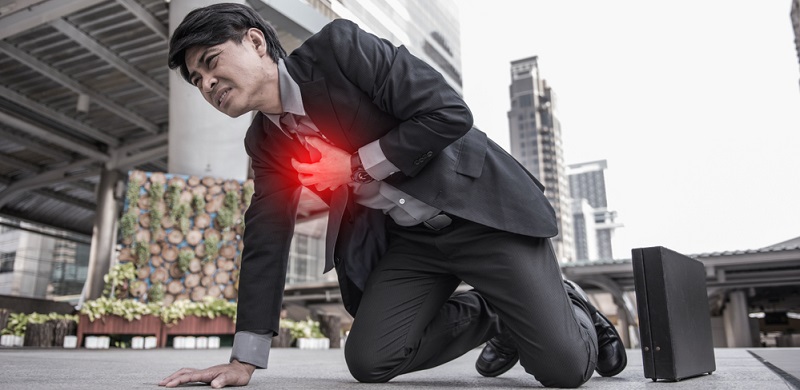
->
<box><xmin>296</xmin><ymin>337</ymin><xmax>330</xmax><ymax>350</ymax></box>
<box><xmin>159</xmin><ymin>315</ymin><xmax>234</xmax><ymax>348</ymax></box>
<box><xmin>1</xmin><ymin>334</ymin><xmax>24</xmax><ymax>347</ymax></box>
<box><xmin>76</xmin><ymin>314</ymin><xmax>161</xmax><ymax>348</ymax></box>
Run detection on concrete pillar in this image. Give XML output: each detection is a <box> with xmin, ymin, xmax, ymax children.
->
<box><xmin>168</xmin><ymin>0</ymin><xmax>250</xmax><ymax>181</ymax></box>
<box><xmin>618</xmin><ymin>308</ymin><xmax>630</xmax><ymax>348</ymax></box>
<box><xmin>83</xmin><ymin>168</ymin><xmax>122</xmax><ymax>300</ymax></box>
<box><xmin>723</xmin><ymin>290</ymin><xmax>752</xmax><ymax>347</ymax></box>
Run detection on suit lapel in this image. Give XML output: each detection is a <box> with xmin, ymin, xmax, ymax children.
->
<box><xmin>298</xmin><ymin>79</ymin><xmax>355</xmax><ymax>153</ymax></box>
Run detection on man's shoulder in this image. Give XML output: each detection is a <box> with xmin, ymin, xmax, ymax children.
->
<box><xmin>301</xmin><ymin>18</ymin><xmax>359</xmax><ymax>50</ymax></box>
<box><xmin>244</xmin><ymin>112</ymin><xmax>268</xmax><ymax>146</ymax></box>
<box><xmin>319</xmin><ymin>18</ymin><xmax>359</xmax><ymax>37</ymax></box>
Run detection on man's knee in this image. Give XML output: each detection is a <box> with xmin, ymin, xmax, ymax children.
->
<box><xmin>343</xmin><ymin>334</ymin><xmax>393</xmax><ymax>383</ymax></box>
<box><xmin>527</xmin><ymin>363</ymin><xmax>592</xmax><ymax>388</ymax></box>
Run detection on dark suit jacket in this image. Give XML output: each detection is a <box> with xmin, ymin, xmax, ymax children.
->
<box><xmin>236</xmin><ymin>19</ymin><xmax>557</xmax><ymax>336</ymax></box>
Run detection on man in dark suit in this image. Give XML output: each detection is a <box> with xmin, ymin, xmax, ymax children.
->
<box><xmin>161</xmin><ymin>3</ymin><xmax>625</xmax><ymax>388</ymax></box>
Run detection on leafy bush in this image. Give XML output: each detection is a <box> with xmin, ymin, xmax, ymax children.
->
<box><xmin>281</xmin><ymin>318</ymin><xmax>325</xmax><ymax>339</ymax></box>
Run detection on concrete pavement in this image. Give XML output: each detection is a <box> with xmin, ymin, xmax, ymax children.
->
<box><xmin>1</xmin><ymin>347</ymin><xmax>798</xmax><ymax>389</ymax></box>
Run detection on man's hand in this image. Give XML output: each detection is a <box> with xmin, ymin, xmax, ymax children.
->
<box><xmin>158</xmin><ymin>360</ymin><xmax>255</xmax><ymax>388</ymax></box>
<box><xmin>291</xmin><ymin>137</ymin><xmax>352</xmax><ymax>191</ymax></box>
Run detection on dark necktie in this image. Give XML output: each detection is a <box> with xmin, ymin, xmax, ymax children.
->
<box><xmin>280</xmin><ymin>113</ymin><xmax>321</xmax><ymax>161</ymax></box>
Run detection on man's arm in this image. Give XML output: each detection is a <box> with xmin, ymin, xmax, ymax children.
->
<box><xmin>317</xmin><ymin>19</ymin><xmax>474</xmax><ymax>178</ymax></box>
<box><xmin>160</xmin><ymin>117</ymin><xmax>302</xmax><ymax>387</ymax></box>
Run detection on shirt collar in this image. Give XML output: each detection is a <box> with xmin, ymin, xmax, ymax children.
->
<box><xmin>265</xmin><ymin>59</ymin><xmax>306</xmax><ymax>134</ymax></box>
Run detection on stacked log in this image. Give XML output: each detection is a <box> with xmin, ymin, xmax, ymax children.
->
<box><xmin>24</xmin><ymin>321</ymin><xmax>55</xmax><ymax>347</ymax></box>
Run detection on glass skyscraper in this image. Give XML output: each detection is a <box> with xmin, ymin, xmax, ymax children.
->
<box><xmin>508</xmin><ymin>56</ymin><xmax>574</xmax><ymax>263</ymax></box>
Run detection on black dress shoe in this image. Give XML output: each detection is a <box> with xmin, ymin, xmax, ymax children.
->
<box><xmin>475</xmin><ymin>335</ymin><xmax>519</xmax><ymax>377</ymax></box>
<box><xmin>563</xmin><ymin>280</ymin><xmax>627</xmax><ymax>377</ymax></box>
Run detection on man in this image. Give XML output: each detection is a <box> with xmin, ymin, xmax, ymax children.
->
<box><xmin>160</xmin><ymin>3</ymin><xmax>625</xmax><ymax>389</ymax></box>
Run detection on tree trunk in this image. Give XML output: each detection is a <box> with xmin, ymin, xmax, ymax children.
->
<box><xmin>24</xmin><ymin>321</ymin><xmax>55</xmax><ymax>347</ymax></box>
<box><xmin>271</xmin><ymin>327</ymin><xmax>293</xmax><ymax>348</ymax></box>
<box><xmin>318</xmin><ymin>314</ymin><xmax>342</xmax><ymax>349</ymax></box>
<box><xmin>53</xmin><ymin>319</ymin><xmax>76</xmax><ymax>347</ymax></box>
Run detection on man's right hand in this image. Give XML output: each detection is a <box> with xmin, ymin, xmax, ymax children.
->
<box><xmin>159</xmin><ymin>360</ymin><xmax>256</xmax><ymax>388</ymax></box>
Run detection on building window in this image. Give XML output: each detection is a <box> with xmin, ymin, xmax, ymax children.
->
<box><xmin>519</xmin><ymin>94</ymin><xmax>533</xmax><ymax>107</ymax></box>
<box><xmin>0</xmin><ymin>252</ymin><xmax>15</xmax><ymax>273</ymax></box>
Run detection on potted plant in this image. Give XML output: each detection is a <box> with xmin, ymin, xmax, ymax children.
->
<box><xmin>158</xmin><ymin>297</ymin><xmax>236</xmax><ymax>348</ymax></box>
<box><xmin>1</xmin><ymin>312</ymin><xmax>26</xmax><ymax>347</ymax></box>
<box><xmin>285</xmin><ymin>318</ymin><xmax>329</xmax><ymax>350</ymax></box>
<box><xmin>77</xmin><ymin>296</ymin><xmax>161</xmax><ymax>348</ymax></box>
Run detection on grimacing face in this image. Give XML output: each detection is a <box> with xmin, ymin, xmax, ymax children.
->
<box><xmin>184</xmin><ymin>28</ymin><xmax>280</xmax><ymax>117</ymax></box>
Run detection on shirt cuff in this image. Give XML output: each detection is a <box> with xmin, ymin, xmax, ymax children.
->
<box><xmin>359</xmin><ymin>140</ymin><xmax>399</xmax><ymax>181</ymax></box>
<box><xmin>230</xmin><ymin>331</ymin><xmax>272</xmax><ymax>369</ymax></box>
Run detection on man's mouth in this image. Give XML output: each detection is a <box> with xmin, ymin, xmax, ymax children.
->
<box><xmin>217</xmin><ymin>89</ymin><xmax>229</xmax><ymax>107</ymax></box>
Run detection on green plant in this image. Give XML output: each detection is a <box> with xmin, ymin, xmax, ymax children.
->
<box><xmin>148</xmin><ymin>282</ymin><xmax>164</xmax><ymax>303</ymax></box>
<box><xmin>103</xmin><ymin>262</ymin><xmax>137</xmax><ymax>298</ymax></box>
<box><xmin>215</xmin><ymin>191</ymin><xmax>241</xmax><ymax>231</ymax></box>
<box><xmin>189</xmin><ymin>296</ymin><xmax>237</xmax><ymax>320</ymax></box>
<box><xmin>80</xmin><ymin>297</ymin><xmax>154</xmax><ymax>322</ymax></box>
<box><xmin>175</xmin><ymin>202</ymin><xmax>191</xmax><ymax>235</ymax></box>
<box><xmin>158</xmin><ymin>297</ymin><xmax>237</xmax><ymax>325</ymax></box>
<box><xmin>2</xmin><ymin>312</ymin><xmax>28</xmax><ymax>337</ymax></box>
<box><xmin>282</xmin><ymin>318</ymin><xmax>324</xmax><ymax>339</ymax></box>
<box><xmin>192</xmin><ymin>194</ymin><xmax>206</xmax><ymax>213</ymax></box>
<box><xmin>215</xmin><ymin>208</ymin><xmax>234</xmax><ymax>231</ymax></box>
<box><xmin>242</xmin><ymin>182</ymin><xmax>254</xmax><ymax>208</ymax></box>
<box><xmin>119</xmin><ymin>212</ymin><xmax>138</xmax><ymax>243</ymax></box>
<box><xmin>1</xmin><ymin>312</ymin><xmax>78</xmax><ymax>337</ymax></box>
<box><xmin>148</xmin><ymin>182</ymin><xmax>164</xmax><ymax>201</ymax></box>
<box><xmin>165</xmin><ymin>183</ymin><xmax>182</xmax><ymax>218</ymax></box>
<box><xmin>133</xmin><ymin>240</ymin><xmax>150</xmax><ymax>268</ymax></box>
<box><xmin>126</xmin><ymin>177</ymin><xmax>141</xmax><ymax>206</ymax></box>
<box><xmin>224</xmin><ymin>190</ymin><xmax>240</xmax><ymax>211</ymax></box>
<box><xmin>177</xmin><ymin>249</ymin><xmax>194</xmax><ymax>273</ymax></box>
<box><xmin>148</xmin><ymin>207</ymin><xmax>163</xmax><ymax>234</ymax></box>
<box><xmin>148</xmin><ymin>183</ymin><xmax>164</xmax><ymax>234</ymax></box>
<box><xmin>204</xmin><ymin>235</ymin><xmax>219</xmax><ymax>262</ymax></box>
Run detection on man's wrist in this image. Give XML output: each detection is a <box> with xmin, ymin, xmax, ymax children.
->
<box><xmin>231</xmin><ymin>359</ymin><xmax>257</xmax><ymax>375</ymax></box>
<box><xmin>350</xmin><ymin>152</ymin><xmax>375</xmax><ymax>183</ymax></box>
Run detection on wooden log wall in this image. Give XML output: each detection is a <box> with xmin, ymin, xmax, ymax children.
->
<box><xmin>118</xmin><ymin>171</ymin><xmax>253</xmax><ymax>304</ymax></box>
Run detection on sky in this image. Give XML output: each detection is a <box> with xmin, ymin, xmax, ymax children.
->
<box><xmin>458</xmin><ymin>0</ymin><xmax>800</xmax><ymax>257</ymax></box>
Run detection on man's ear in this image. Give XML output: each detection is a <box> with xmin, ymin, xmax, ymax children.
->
<box><xmin>247</xmin><ymin>28</ymin><xmax>267</xmax><ymax>56</ymax></box>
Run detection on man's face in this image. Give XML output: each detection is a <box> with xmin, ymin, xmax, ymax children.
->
<box><xmin>184</xmin><ymin>29</ymin><xmax>279</xmax><ymax>117</ymax></box>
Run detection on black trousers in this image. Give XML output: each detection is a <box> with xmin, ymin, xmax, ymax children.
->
<box><xmin>344</xmin><ymin>215</ymin><xmax>598</xmax><ymax>388</ymax></box>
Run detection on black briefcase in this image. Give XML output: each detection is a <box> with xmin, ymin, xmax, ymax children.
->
<box><xmin>632</xmin><ymin>246</ymin><xmax>716</xmax><ymax>381</ymax></box>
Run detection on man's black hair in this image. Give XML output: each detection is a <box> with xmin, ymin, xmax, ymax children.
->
<box><xmin>168</xmin><ymin>3</ymin><xmax>286</xmax><ymax>83</ymax></box>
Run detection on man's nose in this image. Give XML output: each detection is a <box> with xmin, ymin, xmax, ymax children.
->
<box><xmin>202</xmin><ymin>76</ymin><xmax>217</xmax><ymax>93</ymax></box>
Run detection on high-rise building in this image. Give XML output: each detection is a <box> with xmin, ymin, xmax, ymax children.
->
<box><xmin>792</xmin><ymin>0</ymin><xmax>800</xmax><ymax>89</ymax></box>
<box><xmin>508</xmin><ymin>56</ymin><xmax>574</xmax><ymax>263</ymax></box>
<box><xmin>329</xmin><ymin>0</ymin><xmax>463</xmax><ymax>93</ymax></box>
<box><xmin>567</xmin><ymin>160</ymin><xmax>622</xmax><ymax>261</ymax></box>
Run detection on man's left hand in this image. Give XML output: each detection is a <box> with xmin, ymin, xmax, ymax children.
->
<box><xmin>291</xmin><ymin>137</ymin><xmax>352</xmax><ymax>191</ymax></box>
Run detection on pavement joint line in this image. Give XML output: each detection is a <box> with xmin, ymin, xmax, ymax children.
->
<box><xmin>747</xmin><ymin>350</ymin><xmax>800</xmax><ymax>390</ymax></box>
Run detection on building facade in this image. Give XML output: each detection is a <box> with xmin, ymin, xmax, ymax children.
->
<box><xmin>792</xmin><ymin>0</ymin><xmax>800</xmax><ymax>89</ymax></box>
<box><xmin>328</xmin><ymin>0</ymin><xmax>462</xmax><ymax>94</ymax></box>
<box><xmin>567</xmin><ymin>160</ymin><xmax>622</xmax><ymax>261</ymax></box>
<box><xmin>508</xmin><ymin>56</ymin><xmax>574</xmax><ymax>263</ymax></box>
<box><xmin>0</xmin><ymin>219</ymin><xmax>89</xmax><ymax>301</ymax></box>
